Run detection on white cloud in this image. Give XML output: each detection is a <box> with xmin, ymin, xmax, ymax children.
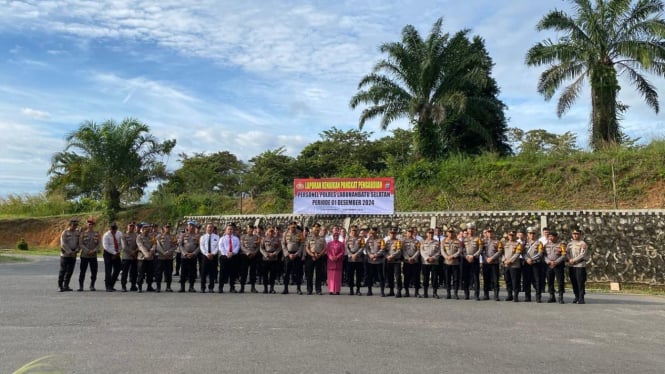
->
<box><xmin>21</xmin><ymin>107</ymin><xmax>51</xmax><ymax>119</ymax></box>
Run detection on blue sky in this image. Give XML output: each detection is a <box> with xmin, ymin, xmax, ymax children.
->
<box><xmin>1</xmin><ymin>0</ymin><xmax>663</xmax><ymax>198</ymax></box>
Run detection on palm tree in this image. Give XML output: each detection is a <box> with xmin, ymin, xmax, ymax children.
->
<box><xmin>350</xmin><ymin>18</ymin><xmax>509</xmax><ymax>160</ymax></box>
<box><xmin>47</xmin><ymin>118</ymin><xmax>176</xmax><ymax>219</ymax></box>
<box><xmin>526</xmin><ymin>0</ymin><xmax>665</xmax><ymax>150</ymax></box>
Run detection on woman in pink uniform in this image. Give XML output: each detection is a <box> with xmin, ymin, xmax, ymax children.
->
<box><xmin>326</xmin><ymin>231</ymin><xmax>345</xmax><ymax>295</ymax></box>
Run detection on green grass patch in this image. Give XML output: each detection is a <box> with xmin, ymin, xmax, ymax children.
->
<box><xmin>0</xmin><ymin>254</ymin><xmax>30</xmax><ymax>263</ymax></box>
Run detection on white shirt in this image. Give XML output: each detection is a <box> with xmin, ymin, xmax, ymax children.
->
<box><xmin>102</xmin><ymin>230</ymin><xmax>124</xmax><ymax>255</ymax></box>
<box><xmin>218</xmin><ymin>234</ymin><xmax>240</xmax><ymax>256</ymax></box>
<box><xmin>200</xmin><ymin>233</ymin><xmax>220</xmax><ymax>255</ymax></box>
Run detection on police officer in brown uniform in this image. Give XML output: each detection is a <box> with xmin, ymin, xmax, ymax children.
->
<box><xmin>523</xmin><ymin>227</ymin><xmax>545</xmax><ymax>302</ymax></box>
<box><xmin>364</xmin><ymin>228</ymin><xmax>386</xmax><ymax>296</ymax></box>
<box><xmin>401</xmin><ymin>228</ymin><xmax>421</xmax><ymax>298</ymax></box>
<box><xmin>239</xmin><ymin>224</ymin><xmax>261</xmax><ymax>293</ymax></box>
<box><xmin>544</xmin><ymin>231</ymin><xmax>567</xmax><ymax>303</ymax></box>
<box><xmin>567</xmin><ymin>229</ymin><xmax>589</xmax><ymax>304</ymax></box>
<box><xmin>178</xmin><ymin>221</ymin><xmax>200</xmax><ymax>292</ymax></box>
<box><xmin>420</xmin><ymin>229</ymin><xmax>441</xmax><ymax>298</ymax></box>
<box><xmin>137</xmin><ymin>223</ymin><xmax>157</xmax><ymax>293</ymax></box>
<box><xmin>461</xmin><ymin>223</ymin><xmax>483</xmax><ymax>300</ymax></box>
<box><xmin>384</xmin><ymin>228</ymin><xmax>404</xmax><ymax>298</ymax></box>
<box><xmin>155</xmin><ymin>224</ymin><xmax>177</xmax><ymax>292</ymax></box>
<box><xmin>58</xmin><ymin>219</ymin><xmax>80</xmax><ymax>292</ymax></box>
<box><xmin>78</xmin><ymin>219</ymin><xmax>100</xmax><ymax>291</ymax></box>
<box><xmin>441</xmin><ymin>228</ymin><xmax>462</xmax><ymax>299</ymax></box>
<box><xmin>305</xmin><ymin>223</ymin><xmax>327</xmax><ymax>295</ymax></box>
<box><xmin>345</xmin><ymin>225</ymin><xmax>365</xmax><ymax>295</ymax></box>
<box><xmin>260</xmin><ymin>227</ymin><xmax>281</xmax><ymax>294</ymax></box>
<box><xmin>481</xmin><ymin>227</ymin><xmax>502</xmax><ymax>301</ymax></box>
<box><xmin>282</xmin><ymin>222</ymin><xmax>305</xmax><ymax>295</ymax></box>
<box><xmin>120</xmin><ymin>222</ymin><xmax>139</xmax><ymax>292</ymax></box>
<box><xmin>502</xmin><ymin>231</ymin><xmax>523</xmax><ymax>302</ymax></box>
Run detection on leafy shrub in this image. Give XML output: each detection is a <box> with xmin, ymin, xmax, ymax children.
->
<box><xmin>16</xmin><ymin>238</ymin><xmax>28</xmax><ymax>251</ymax></box>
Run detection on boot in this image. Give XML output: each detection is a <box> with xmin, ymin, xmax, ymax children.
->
<box><xmin>494</xmin><ymin>289</ymin><xmax>500</xmax><ymax>301</ymax></box>
<box><xmin>558</xmin><ymin>292</ymin><xmax>565</xmax><ymax>304</ymax></box>
<box><xmin>282</xmin><ymin>285</ymin><xmax>289</xmax><ymax>294</ymax></box>
<box><xmin>387</xmin><ymin>288</ymin><xmax>395</xmax><ymax>297</ymax></box>
<box><xmin>483</xmin><ymin>291</ymin><xmax>490</xmax><ymax>300</ymax></box>
<box><xmin>454</xmin><ymin>290</ymin><xmax>459</xmax><ymax>300</ymax></box>
<box><xmin>423</xmin><ymin>287</ymin><xmax>429</xmax><ymax>298</ymax></box>
<box><xmin>547</xmin><ymin>293</ymin><xmax>556</xmax><ymax>303</ymax></box>
<box><xmin>513</xmin><ymin>291</ymin><xmax>519</xmax><ymax>302</ymax></box>
<box><xmin>58</xmin><ymin>280</ymin><xmax>64</xmax><ymax>292</ymax></box>
<box><xmin>464</xmin><ymin>290</ymin><xmax>470</xmax><ymax>300</ymax></box>
<box><xmin>475</xmin><ymin>291</ymin><xmax>480</xmax><ymax>301</ymax></box>
<box><xmin>396</xmin><ymin>289</ymin><xmax>402</xmax><ymax>298</ymax></box>
<box><xmin>355</xmin><ymin>287</ymin><xmax>362</xmax><ymax>296</ymax></box>
<box><xmin>446</xmin><ymin>290</ymin><xmax>451</xmax><ymax>300</ymax></box>
<box><xmin>367</xmin><ymin>287</ymin><xmax>373</xmax><ymax>296</ymax></box>
<box><xmin>250</xmin><ymin>285</ymin><xmax>258</xmax><ymax>294</ymax></box>
<box><xmin>578</xmin><ymin>295</ymin><xmax>585</xmax><ymax>304</ymax></box>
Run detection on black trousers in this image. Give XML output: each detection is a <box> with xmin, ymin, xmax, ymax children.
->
<box><xmin>422</xmin><ymin>265</ymin><xmax>438</xmax><ymax>290</ymax></box>
<box><xmin>201</xmin><ymin>256</ymin><xmax>218</xmax><ymax>290</ymax></box>
<box><xmin>305</xmin><ymin>256</ymin><xmax>325</xmax><ymax>292</ymax></box>
<box><xmin>283</xmin><ymin>255</ymin><xmax>303</xmax><ymax>287</ymax></box>
<box><xmin>79</xmin><ymin>257</ymin><xmax>98</xmax><ymax>287</ymax></box>
<box><xmin>482</xmin><ymin>263</ymin><xmax>500</xmax><ymax>292</ymax></box>
<box><xmin>238</xmin><ymin>254</ymin><xmax>259</xmax><ymax>286</ymax></box>
<box><xmin>180</xmin><ymin>256</ymin><xmax>197</xmax><ymax>287</ymax></box>
<box><xmin>347</xmin><ymin>261</ymin><xmax>364</xmax><ymax>288</ymax></box>
<box><xmin>103</xmin><ymin>252</ymin><xmax>121</xmax><ymax>290</ymax></box>
<box><xmin>219</xmin><ymin>255</ymin><xmax>238</xmax><ymax>288</ymax></box>
<box><xmin>262</xmin><ymin>260</ymin><xmax>280</xmax><ymax>288</ymax></box>
<box><xmin>174</xmin><ymin>252</ymin><xmax>181</xmax><ymax>275</ymax></box>
<box><xmin>523</xmin><ymin>262</ymin><xmax>546</xmax><ymax>297</ymax></box>
<box><xmin>121</xmin><ymin>259</ymin><xmax>138</xmax><ymax>288</ymax></box>
<box><xmin>137</xmin><ymin>259</ymin><xmax>154</xmax><ymax>288</ymax></box>
<box><xmin>461</xmin><ymin>259</ymin><xmax>480</xmax><ymax>294</ymax></box>
<box><xmin>546</xmin><ymin>263</ymin><xmax>565</xmax><ymax>294</ymax></box>
<box><xmin>155</xmin><ymin>258</ymin><xmax>173</xmax><ymax>288</ymax></box>
<box><xmin>385</xmin><ymin>261</ymin><xmax>403</xmax><ymax>290</ymax></box>
<box><xmin>58</xmin><ymin>257</ymin><xmax>76</xmax><ymax>288</ymax></box>
<box><xmin>403</xmin><ymin>262</ymin><xmax>421</xmax><ymax>290</ymax></box>
<box><xmin>569</xmin><ymin>267</ymin><xmax>587</xmax><ymax>299</ymax></box>
<box><xmin>437</xmin><ymin>260</ymin><xmax>445</xmax><ymax>287</ymax></box>
<box><xmin>504</xmin><ymin>266</ymin><xmax>522</xmax><ymax>294</ymax></box>
<box><xmin>364</xmin><ymin>262</ymin><xmax>384</xmax><ymax>288</ymax></box>
<box><xmin>443</xmin><ymin>263</ymin><xmax>459</xmax><ymax>291</ymax></box>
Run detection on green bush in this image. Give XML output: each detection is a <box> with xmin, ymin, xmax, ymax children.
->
<box><xmin>16</xmin><ymin>238</ymin><xmax>28</xmax><ymax>251</ymax></box>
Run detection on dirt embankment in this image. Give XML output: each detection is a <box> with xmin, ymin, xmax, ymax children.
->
<box><xmin>0</xmin><ymin>217</ymin><xmax>83</xmax><ymax>249</ymax></box>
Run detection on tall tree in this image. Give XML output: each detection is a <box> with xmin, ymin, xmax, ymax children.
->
<box><xmin>159</xmin><ymin>151</ymin><xmax>247</xmax><ymax>196</ymax></box>
<box><xmin>526</xmin><ymin>0</ymin><xmax>665</xmax><ymax>150</ymax></box>
<box><xmin>47</xmin><ymin>118</ymin><xmax>176</xmax><ymax>219</ymax></box>
<box><xmin>350</xmin><ymin>18</ymin><xmax>510</xmax><ymax>159</ymax></box>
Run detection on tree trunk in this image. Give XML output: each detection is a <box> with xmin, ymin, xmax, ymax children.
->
<box><xmin>105</xmin><ymin>188</ymin><xmax>121</xmax><ymax>221</ymax></box>
<box><xmin>590</xmin><ymin>64</ymin><xmax>621</xmax><ymax>150</ymax></box>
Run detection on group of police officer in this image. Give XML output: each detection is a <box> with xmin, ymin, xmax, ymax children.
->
<box><xmin>58</xmin><ymin>219</ymin><xmax>589</xmax><ymax>304</ymax></box>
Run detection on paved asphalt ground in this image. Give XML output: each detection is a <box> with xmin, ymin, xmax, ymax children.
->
<box><xmin>1</xmin><ymin>256</ymin><xmax>664</xmax><ymax>374</ymax></box>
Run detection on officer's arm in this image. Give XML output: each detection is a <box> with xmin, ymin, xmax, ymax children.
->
<box><xmin>155</xmin><ymin>235</ymin><xmax>166</xmax><ymax>255</ymax></box>
<box><xmin>259</xmin><ymin>239</ymin><xmax>269</xmax><ymax>258</ymax></box>
<box><xmin>509</xmin><ymin>244</ymin><xmax>521</xmax><ymax>263</ymax></box>
<box><xmin>554</xmin><ymin>244</ymin><xmax>568</xmax><ymax>265</ymax></box>
<box><xmin>60</xmin><ymin>231</ymin><xmax>72</xmax><ymax>256</ymax></box>
<box><xmin>137</xmin><ymin>236</ymin><xmax>150</xmax><ymax>257</ymax></box>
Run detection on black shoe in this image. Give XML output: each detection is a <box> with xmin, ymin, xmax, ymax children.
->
<box><xmin>130</xmin><ymin>286</ymin><xmax>138</xmax><ymax>292</ymax></box>
<box><xmin>251</xmin><ymin>287</ymin><xmax>258</xmax><ymax>294</ymax></box>
<box><xmin>263</xmin><ymin>289</ymin><xmax>269</xmax><ymax>294</ymax></box>
<box><xmin>578</xmin><ymin>298</ymin><xmax>585</xmax><ymax>304</ymax></box>
<box><xmin>297</xmin><ymin>289</ymin><xmax>303</xmax><ymax>295</ymax></box>
<box><xmin>270</xmin><ymin>289</ymin><xmax>277</xmax><ymax>294</ymax></box>
<box><xmin>307</xmin><ymin>291</ymin><xmax>313</xmax><ymax>295</ymax></box>
<box><xmin>573</xmin><ymin>298</ymin><xmax>579</xmax><ymax>304</ymax></box>
<box><xmin>63</xmin><ymin>287</ymin><xmax>73</xmax><ymax>292</ymax></box>
<box><xmin>433</xmin><ymin>293</ymin><xmax>440</xmax><ymax>299</ymax></box>
<box><xmin>165</xmin><ymin>288</ymin><xmax>173</xmax><ymax>293</ymax></box>
<box><xmin>282</xmin><ymin>289</ymin><xmax>289</xmax><ymax>295</ymax></box>
<box><xmin>201</xmin><ymin>289</ymin><xmax>206</xmax><ymax>293</ymax></box>
<box><xmin>90</xmin><ymin>287</ymin><xmax>96</xmax><ymax>292</ymax></box>
<box><xmin>316</xmin><ymin>291</ymin><xmax>322</xmax><ymax>295</ymax></box>
<box><xmin>218</xmin><ymin>288</ymin><xmax>224</xmax><ymax>294</ymax></box>
<box><xmin>106</xmin><ymin>288</ymin><xmax>116</xmax><ymax>292</ymax></box>
<box><xmin>121</xmin><ymin>287</ymin><xmax>127</xmax><ymax>292</ymax></box>
<box><xmin>77</xmin><ymin>288</ymin><xmax>84</xmax><ymax>292</ymax></box>
<box><xmin>189</xmin><ymin>287</ymin><xmax>196</xmax><ymax>293</ymax></box>
<box><xmin>178</xmin><ymin>288</ymin><xmax>186</xmax><ymax>293</ymax></box>
<box><xmin>230</xmin><ymin>287</ymin><xmax>237</xmax><ymax>293</ymax></box>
